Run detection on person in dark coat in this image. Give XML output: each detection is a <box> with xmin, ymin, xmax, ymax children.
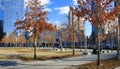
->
<box><xmin>92</xmin><ymin>45</ymin><xmax>97</xmax><ymax>54</ymax></box>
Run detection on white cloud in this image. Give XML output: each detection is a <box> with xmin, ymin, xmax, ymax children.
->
<box><xmin>24</xmin><ymin>0</ymin><xmax>29</xmax><ymax>7</ymax></box>
<box><xmin>73</xmin><ymin>0</ymin><xmax>77</xmax><ymax>5</ymax></box>
<box><xmin>55</xmin><ymin>6</ymin><xmax>69</xmax><ymax>15</ymax></box>
<box><xmin>40</xmin><ymin>0</ymin><xmax>52</xmax><ymax>5</ymax></box>
<box><xmin>54</xmin><ymin>21</ymin><xmax>61</xmax><ymax>25</ymax></box>
<box><xmin>44</xmin><ymin>8</ymin><xmax>52</xmax><ymax>12</ymax></box>
<box><xmin>24</xmin><ymin>0</ymin><xmax>28</xmax><ymax>3</ymax></box>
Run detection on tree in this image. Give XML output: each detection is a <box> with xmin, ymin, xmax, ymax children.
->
<box><xmin>51</xmin><ymin>29</ymin><xmax>56</xmax><ymax>50</ymax></box>
<box><xmin>73</xmin><ymin>16</ymin><xmax>84</xmax><ymax>51</ymax></box>
<box><xmin>59</xmin><ymin>25</ymin><xmax>71</xmax><ymax>51</ymax></box>
<box><xmin>74</xmin><ymin>0</ymin><xmax>120</xmax><ymax>65</ymax></box>
<box><xmin>15</xmin><ymin>0</ymin><xmax>54</xmax><ymax>59</ymax></box>
<box><xmin>62</xmin><ymin>23</ymin><xmax>78</xmax><ymax>54</ymax></box>
<box><xmin>23</xmin><ymin>31</ymin><xmax>30</xmax><ymax>47</ymax></box>
<box><xmin>9</xmin><ymin>32</ymin><xmax>17</xmax><ymax>47</ymax></box>
<box><xmin>19</xmin><ymin>33</ymin><xmax>26</xmax><ymax>47</ymax></box>
<box><xmin>67</xmin><ymin>30</ymin><xmax>78</xmax><ymax>43</ymax></box>
<box><xmin>1</xmin><ymin>35</ymin><xmax>9</xmax><ymax>46</ymax></box>
<box><xmin>45</xmin><ymin>34</ymin><xmax>51</xmax><ymax>47</ymax></box>
<box><xmin>115</xmin><ymin>0</ymin><xmax>120</xmax><ymax>59</ymax></box>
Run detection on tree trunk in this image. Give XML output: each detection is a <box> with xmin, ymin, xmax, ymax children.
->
<box><xmin>45</xmin><ymin>42</ymin><xmax>47</xmax><ymax>47</ymax></box>
<box><xmin>80</xmin><ymin>38</ymin><xmax>82</xmax><ymax>51</ymax></box>
<box><xmin>34</xmin><ymin>36</ymin><xmax>37</xmax><ymax>59</ymax></box>
<box><xmin>115</xmin><ymin>0</ymin><xmax>120</xmax><ymax>60</ymax></box>
<box><xmin>60</xmin><ymin>32</ymin><xmax>63</xmax><ymax>51</ymax></box>
<box><xmin>84</xmin><ymin>36</ymin><xmax>87</xmax><ymax>52</ymax></box>
<box><xmin>116</xmin><ymin>26</ymin><xmax>120</xmax><ymax>59</ymax></box>
<box><xmin>70</xmin><ymin>6</ymin><xmax>75</xmax><ymax>56</ymax></box>
<box><xmin>97</xmin><ymin>28</ymin><xmax>101</xmax><ymax>65</ymax></box>
<box><xmin>110</xmin><ymin>32</ymin><xmax>113</xmax><ymax>52</ymax></box>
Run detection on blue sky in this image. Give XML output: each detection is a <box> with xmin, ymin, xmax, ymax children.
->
<box><xmin>42</xmin><ymin>0</ymin><xmax>92</xmax><ymax>36</ymax></box>
<box><xmin>42</xmin><ymin>0</ymin><xmax>75</xmax><ymax>25</ymax></box>
<box><xmin>0</xmin><ymin>0</ymin><xmax>92</xmax><ymax>36</ymax></box>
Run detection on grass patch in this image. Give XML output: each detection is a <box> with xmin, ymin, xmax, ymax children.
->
<box><xmin>65</xmin><ymin>58</ymin><xmax>120</xmax><ymax>69</ymax></box>
<box><xmin>19</xmin><ymin>51</ymin><xmax>82</xmax><ymax>61</ymax></box>
<box><xmin>19</xmin><ymin>54</ymin><xmax>80</xmax><ymax>61</ymax></box>
<box><xmin>0</xmin><ymin>47</ymin><xmax>82</xmax><ymax>61</ymax></box>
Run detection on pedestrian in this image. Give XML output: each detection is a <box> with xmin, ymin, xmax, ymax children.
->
<box><xmin>92</xmin><ymin>45</ymin><xmax>97</xmax><ymax>54</ymax></box>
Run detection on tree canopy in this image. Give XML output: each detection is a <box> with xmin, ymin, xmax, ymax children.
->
<box><xmin>15</xmin><ymin>0</ymin><xmax>54</xmax><ymax>38</ymax></box>
<box><xmin>73</xmin><ymin>0</ymin><xmax>120</xmax><ymax>27</ymax></box>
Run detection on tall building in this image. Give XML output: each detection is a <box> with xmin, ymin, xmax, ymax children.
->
<box><xmin>0</xmin><ymin>0</ymin><xmax>5</xmax><ymax>41</ymax></box>
<box><xmin>0</xmin><ymin>0</ymin><xmax>24</xmax><ymax>34</ymax></box>
<box><xmin>0</xmin><ymin>20</ymin><xmax>5</xmax><ymax>41</ymax></box>
<box><xmin>90</xmin><ymin>1</ymin><xmax>118</xmax><ymax>48</ymax></box>
<box><xmin>89</xmin><ymin>1</ymin><xmax>97</xmax><ymax>45</ymax></box>
<box><xmin>115</xmin><ymin>0</ymin><xmax>120</xmax><ymax>6</ymax></box>
<box><xmin>90</xmin><ymin>26</ymin><xmax>98</xmax><ymax>45</ymax></box>
<box><xmin>0</xmin><ymin>20</ymin><xmax>3</xmax><ymax>32</ymax></box>
<box><xmin>0</xmin><ymin>0</ymin><xmax>4</xmax><ymax>20</ymax></box>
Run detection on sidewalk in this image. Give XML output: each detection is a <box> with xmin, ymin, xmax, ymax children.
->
<box><xmin>0</xmin><ymin>52</ymin><xmax>117</xmax><ymax>69</ymax></box>
<box><xmin>115</xmin><ymin>67</ymin><xmax>120</xmax><ymax>69</ymax></box>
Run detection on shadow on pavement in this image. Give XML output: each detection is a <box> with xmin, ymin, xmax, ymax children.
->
<box><xmin>0</xmin><ymin>60</ymin><xmax>19</xmax><ymax>67</ymax></box>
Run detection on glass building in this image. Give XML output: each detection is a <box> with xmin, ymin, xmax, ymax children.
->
<box><xmin>0</xmin><ymin>20</ymin><xmax>4</xmax><ymax>41</ymax></box>
<box><xmin>0</xmin><ymin>0</ymin><xmax>24</xmax><ymax>34</ymax></box>
<box><xmin>0</xmin><ymin>0</ymin><xmax>4</xmax><ymax>20</ymax></box>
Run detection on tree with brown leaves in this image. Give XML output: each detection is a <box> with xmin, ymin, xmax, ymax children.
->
<box><xmin>18</xmin><ymin>33</ymin><xmax>26</xmax><ymax>47</ymax></box>
<box><xmin>74</xmin><ymin>0</ymin><xmax>120</xmax><ymax>65</ymax></box>
<box><xmin>115</xmin><ymin>0</ymin><xmax>120</xmax><ymax>60</ymax></box>
<box><xmin>1</xmin><ymin>35</ymin><xmax>9</xmax><ymax>47</ymax></box>
<box><xmin>45</xmin><ymin>34</ymin><xmax>52</xmax><ymax>47</ymax></box>
<box><xmin>9</xmin><ymin>32</ymin><xmax>17</xmax><ymax>47</ymax></box>
<box><xmin>15</xmin><ymin>0</ymin><xmax>54</xmax><ymax>59</ymax></box>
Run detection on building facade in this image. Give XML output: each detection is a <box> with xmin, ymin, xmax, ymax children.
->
<box><xmin>90</xmin><ymin>1</ymin><xmax>118</xmax><ymax>49</ymax></box>
<box><xmin>0</xmin><ymin>0</ymin><xmax>24</xmax><ymax>34</ymax></box>
<box><xmin>0</xmin><ymin>20</ymin><xmax>5</xmax><ymax>42</ymax></box>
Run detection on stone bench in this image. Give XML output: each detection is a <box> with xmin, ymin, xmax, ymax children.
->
<box><xmin>56</xmin><ymin>48</ymin><xmax>66</xmax><ymax>51</ymax></box>
<box><xmin>102</xmin><ymin>50</ymin><xmax>111</xmax><ymax>53</ymax></box>
<box><xmin>83</xmin><ymin>52</ymin><xmax>92</xmax><ymax>55</ymax></box>
<box><xmin>107</xmin><ymin>50</ymin><xmax>111</xmax><ymax>53</ymax></box>
<box><xmin>102</xmin><ymin>51</ymin><xmax>107</xmax><ymax>53</ymax></box>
